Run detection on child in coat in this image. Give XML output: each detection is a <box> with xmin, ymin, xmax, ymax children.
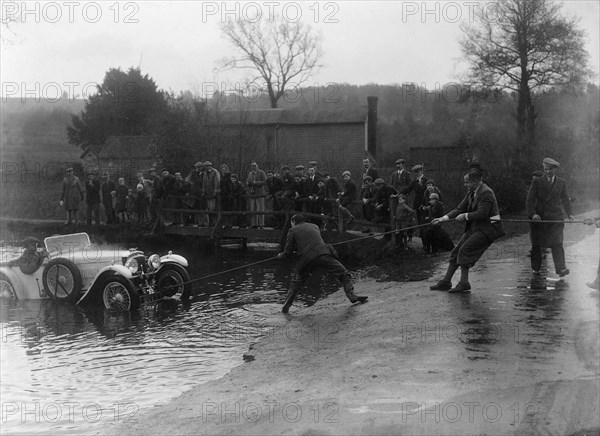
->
<box><xmin>421</xmin><ymin>193</ymin><xmax>445</xmax><ymax>255</ymax></box>
<box><xmin>395</xmin><ymin>194</ymin><xmax>417</xmax><ymax>249</ymax></box>
<box><xmin>126</xmin><ymin>188</ymin><xmax>135</xmax><ymax>222</ymax></box>
<box><xmin>115</xmin><ymin>178</ymin><xmax>129</xmax><ymax>223</ymax></box>
<box><xmin>134</xmin><ymin>184</ymin><xmax>149</xmax><ymax>224</ymax></box>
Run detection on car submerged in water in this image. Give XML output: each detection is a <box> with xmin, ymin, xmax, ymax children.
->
<box><xmin>0</xmin><ymin>233</ymin><xmax>191</xmax><ymax>310</ymax></box>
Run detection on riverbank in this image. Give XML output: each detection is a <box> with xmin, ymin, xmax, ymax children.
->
<box><xmin>115</xmin><ymin>214</ymin><xmax>600</xmax><ymax>436</ymax></box>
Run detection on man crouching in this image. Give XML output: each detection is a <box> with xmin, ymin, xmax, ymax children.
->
<box><xmin>277</xmin><ymin>214</ymin><xmax>368</xmax><ymax>313</ymax></box>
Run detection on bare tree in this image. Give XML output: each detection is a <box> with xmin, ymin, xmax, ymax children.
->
<box><xmin>1</xmin><ymin>12</ymin><xmax>22</xmax><ymax>47</ymax></box>
<box><xmin>460</xmin><ymin>0</ymin><xmax>590</xmax><ymax>167</ymax></box>
<box><xmin>219</xmin><ymin>15</ymin><xmax>323</xmax><ymax>108</ymax></box>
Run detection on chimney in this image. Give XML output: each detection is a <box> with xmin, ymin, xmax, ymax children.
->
<box><xmin>367</xmin><ymin>96</ymin><xmax>378</xmax><ymax>157</ymax></box>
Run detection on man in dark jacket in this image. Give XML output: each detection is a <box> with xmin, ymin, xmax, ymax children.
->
<box><xmin>100</xmin><ymin>172</ymin><xmax>117</xmax><ymax>224</ymax></box>
<box><xmin>85</xmin><ymin>171</ymin><xmax>101</xmax><ymax>225</ymax></box>
<box><xmin>400</xmin><ymin>164</ymin><xmax>429</xmax><ymax>242</ymax></box>
<box><xmin>8</xmin><ymin>236</ymin><xmax>48</xmax><ymax>274</ymax></box>
<box><xmin>149</xmin><ymin>167</ymin><xmax>165</xmax><ymax>226</ymax></box>
<box><xmin>277</xmin><ymin>214</ymin><xmax>368</xmax><ymax>313</ymax></box>
<box><xmin>526</xmin><ymin>157</ymin><xmax>574</xmax><ymax>276</ymax></box>
<box><xmin>362</xmin><ymin>157</ymin><xmax>379</xmax><ymax>181</ymax></box>
<box><xmin>266</xmin><ymin>170</ymin><xmax>284</xmax><ymax>228</ymax></box>
<box><xmin>400</xmin><ymin>164</ymin><xmax>428</xmax><ymax>221</ymax></box>
<box><xmin>336</xmin><ymin>170</ymin><xmax>356</xmax><ymax>226</ymax></box>
<box><xmin>390</xmin><ymin>158</ymin><xmax>412</xmax><ymax>192</ymax></box>
<box><xmin>430</xmin><ymin>169</ymin><xmax>505</xmax><ymax>293</ymax></box>
<box><xmin>372</xmin><ymin>178</ymin><xmax>398</xmax><ymax>223</ymax></box>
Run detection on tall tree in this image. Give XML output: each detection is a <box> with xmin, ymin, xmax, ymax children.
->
<box><xmin>67</xmin><ymin>67</ymin><xmax>167</xmax><ymax>153</ymax></box>
<box><xmin>219</xmin><ymin>15</ymin><xmax>323</xmax><ymax>108</ymax></box>
<box><xmin>460</xmin><ymin>0</ymin><xmax>590</xmax><ymax>167</ymax></box>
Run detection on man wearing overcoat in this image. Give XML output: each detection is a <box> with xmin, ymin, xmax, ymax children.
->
<box><xmin>526</xmin><ymin>157</ymin><xmax>573</xmax><ymax>276</ymax></box>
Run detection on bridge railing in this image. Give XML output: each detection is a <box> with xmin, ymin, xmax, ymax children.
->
<box><xmin>160</xmin><ymin>194</ymin><xmax>400</xmax><ymax>244</ymax></box>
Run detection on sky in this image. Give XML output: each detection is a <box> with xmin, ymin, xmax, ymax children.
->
<box><xmin>1</xmin><ymin>0</ymin><xmax>599</xmax><ymax>101</ymax></box>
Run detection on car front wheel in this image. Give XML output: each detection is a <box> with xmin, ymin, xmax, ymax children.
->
<box><xmin>156</xmin><ymin>264</ymin><xmax>191</xmax><ymax>301</ymax></box>
<box><xmin>101</xmin><ymin>275</ymin><xmax>140</xmax><ymax>311</ymax></box>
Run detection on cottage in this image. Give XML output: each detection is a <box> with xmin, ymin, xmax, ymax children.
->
<box><xmin>217</xmin><ymin>97</ymin><xmax>378</xmax><ymax>176</ymax></box>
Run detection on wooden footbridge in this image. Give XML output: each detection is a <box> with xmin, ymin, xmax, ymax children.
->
<box><xmin>160</xmin><ymin>196</ymin><xmax>399</xmax><ymax>248</ymax></box>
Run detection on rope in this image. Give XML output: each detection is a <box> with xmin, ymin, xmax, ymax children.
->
<box><xmin>158</xmin><ymin>222</ymin><xmax>432</xmax><ymax>292</ymax></box>
<box><xmin>491</xmin><ymin>218</ymin><xmax>590</xmax><ymax>224</ymax></box>
<box><xmin>189</xmin><ymin>256</ymin><xmax>280</xmax><ymax>282</ymax></box>
<box><xmin>150</xmin><ymin>216</ymin><xmax>598</xmax><ymax>293</ymax></box>
<box><xmin>331</xmin><ymin>222</ymin><xmax>431</xmax><ymax>246</ymax></box>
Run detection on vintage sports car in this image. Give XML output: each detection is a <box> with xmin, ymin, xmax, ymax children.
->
<box><xmin>0</xmin><ymin>233</ymin><xmax>191</xmax><ymax>310</ymax></box>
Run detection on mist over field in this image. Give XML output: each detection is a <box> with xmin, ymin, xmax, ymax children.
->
<box><xmin>1</xmin><ymin>81</ymin><xmax>598</xmax><ymax>220</ymax></box>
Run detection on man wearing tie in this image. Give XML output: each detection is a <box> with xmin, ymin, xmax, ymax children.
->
<box><xmin>526</xmin><ymin>157</ymin><xmax>574</xmax><ymax>277</ymax></box>
<box><xmin>429</xmin><ymin>169</ymin><xmax>505</xmax><ymax>293</ymax></box>
<box><xmin>362</xmin><ymin>157</ymin><xmax>379</xmax><ymax>181</ymax></box>
<box><xmin>391</xmin><ymin>158</ymin><xmax>412</xmax><ymax>192</ymax></box>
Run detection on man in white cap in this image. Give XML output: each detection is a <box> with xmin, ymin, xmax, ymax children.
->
<box><xmin>526</xmin><ymin>157</ymin><xmax>574</xmax><ymax>277</ymax></box>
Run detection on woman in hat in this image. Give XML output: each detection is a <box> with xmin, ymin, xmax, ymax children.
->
<box><xmin>60</xmin><ymin>167</ymin><xmax>84</xmax><ymax>225</ymax></box>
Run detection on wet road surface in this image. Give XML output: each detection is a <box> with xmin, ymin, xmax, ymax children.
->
<box><xmin>118</xmin><ymin>218</ymin><xmax>599</xmax><ymax>435</ymax></box>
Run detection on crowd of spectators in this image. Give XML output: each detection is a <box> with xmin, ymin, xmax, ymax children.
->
<box><xmin>68</xmin><ymin>157</ymin><xmax>450</xmax><ymax>252</ymax></box>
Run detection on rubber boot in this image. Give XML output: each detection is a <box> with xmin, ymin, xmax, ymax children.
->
<box><xmin>341</xmin><ymin>275</ymin><xmax>368</xmax><ymax>304</ymax></box>
<box><xmin>282</xmin><ymin>282</ymin><xmax>301</xmax><ymax>313</ymax></box>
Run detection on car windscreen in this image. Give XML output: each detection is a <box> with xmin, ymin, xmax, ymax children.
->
<box><xmin>44</xmin><ymin>233</ymin><xmax>91</xmax><ymax>256</ymax></box>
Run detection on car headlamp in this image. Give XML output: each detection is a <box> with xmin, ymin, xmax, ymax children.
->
<box><xmin>147</xmin><ymin>254</ymin><xmax>161</xmax><ymax>270</ymax></box>
<box><xmin>125</xmin><ymin>257</ymin><xmax>139</xmax><ymax>273</ymax></box>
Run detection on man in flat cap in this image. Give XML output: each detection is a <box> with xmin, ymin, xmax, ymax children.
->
<box><xmin>430</xmin><ymin>169</ymin><xmax>505</xmax><ymax>293</ymax></box>
<box><xmin>148</xmin><ymin>167</ymin><xmax>165</xmax><ymax>227</ymax></box>
<box><xmin>85</xmin><ymin>170</ymin><xmax>101</xmax><ymax>226</ymax></box>
<box><xmin>185</xmin><ymin>162</ymin><xmax>205</xmax><ymax>226</ymax></box>
<box><xmin>247</xmin><ymin>161</ymin><xmax>267</xmax><ymax>228</ymax></box>
<box><xmin>401</xmin><ymin>164</ymin><xmax>429</xmax><ymax>242</ymax></box>
<box><xmin>391</xmin><ymin>158</ymin><xmax>411</xmax><ymax>193</ymax></box>
<box><xmin>60</xmin><ymin>167</ymin><xmax>84</xmax><ymax>225</ymax></box>
<box><xmin>336</xmin><ymin>170</ymin><xmax>357</xmax><ymax>227</ymax></box>
<box><xmin>202</xmin><ymin>161</ymin><xmax>221</xmax><ymax>226</ymax></box>
<box><xmin>8</xmin><ymin>236</ymin><xmax>48</xmax><ymax>274</ymax></box>
<box><xmin>373</xmin><ymin>178</ymin><xmax>398</xmax><ymax>223</ymax></box>
<box><xmin>277</xmin><ymin>214</ymin><xmax>367</xmax><ymax>313</ymax></box>
<box><xmin>307</xmin><ymin>161</ymin><xmax>322</xmax><ymax>178</ymax></box>
<box><xmin>101</xmin><ymin>171</ymin><xmax>117</xmax><ymax>224</ymax></box>
<box><xmin>361</xmin><ymin>175</ymin><xmax>376</xmax><ymax>223</ymax></box>
<box><xmin>526</xmin><ymin>157</ymin><xmax>574</xmax><ymax>277</ymax></box>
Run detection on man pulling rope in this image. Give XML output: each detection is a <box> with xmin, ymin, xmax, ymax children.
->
<box><xmin>276</xmin><ymin>214</ymin><xmax>368</xmax><ymax>314</ymax></box>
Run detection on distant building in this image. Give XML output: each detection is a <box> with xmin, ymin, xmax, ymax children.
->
<box><xmin>217</xmin><ymin>97</ymin><xmax>378</xmax><ymax>176</ymax></box>
<box><xmin>81</xmin><ymin>135</ymin><xmax>158</xmax><ymax>183</ymax></box>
